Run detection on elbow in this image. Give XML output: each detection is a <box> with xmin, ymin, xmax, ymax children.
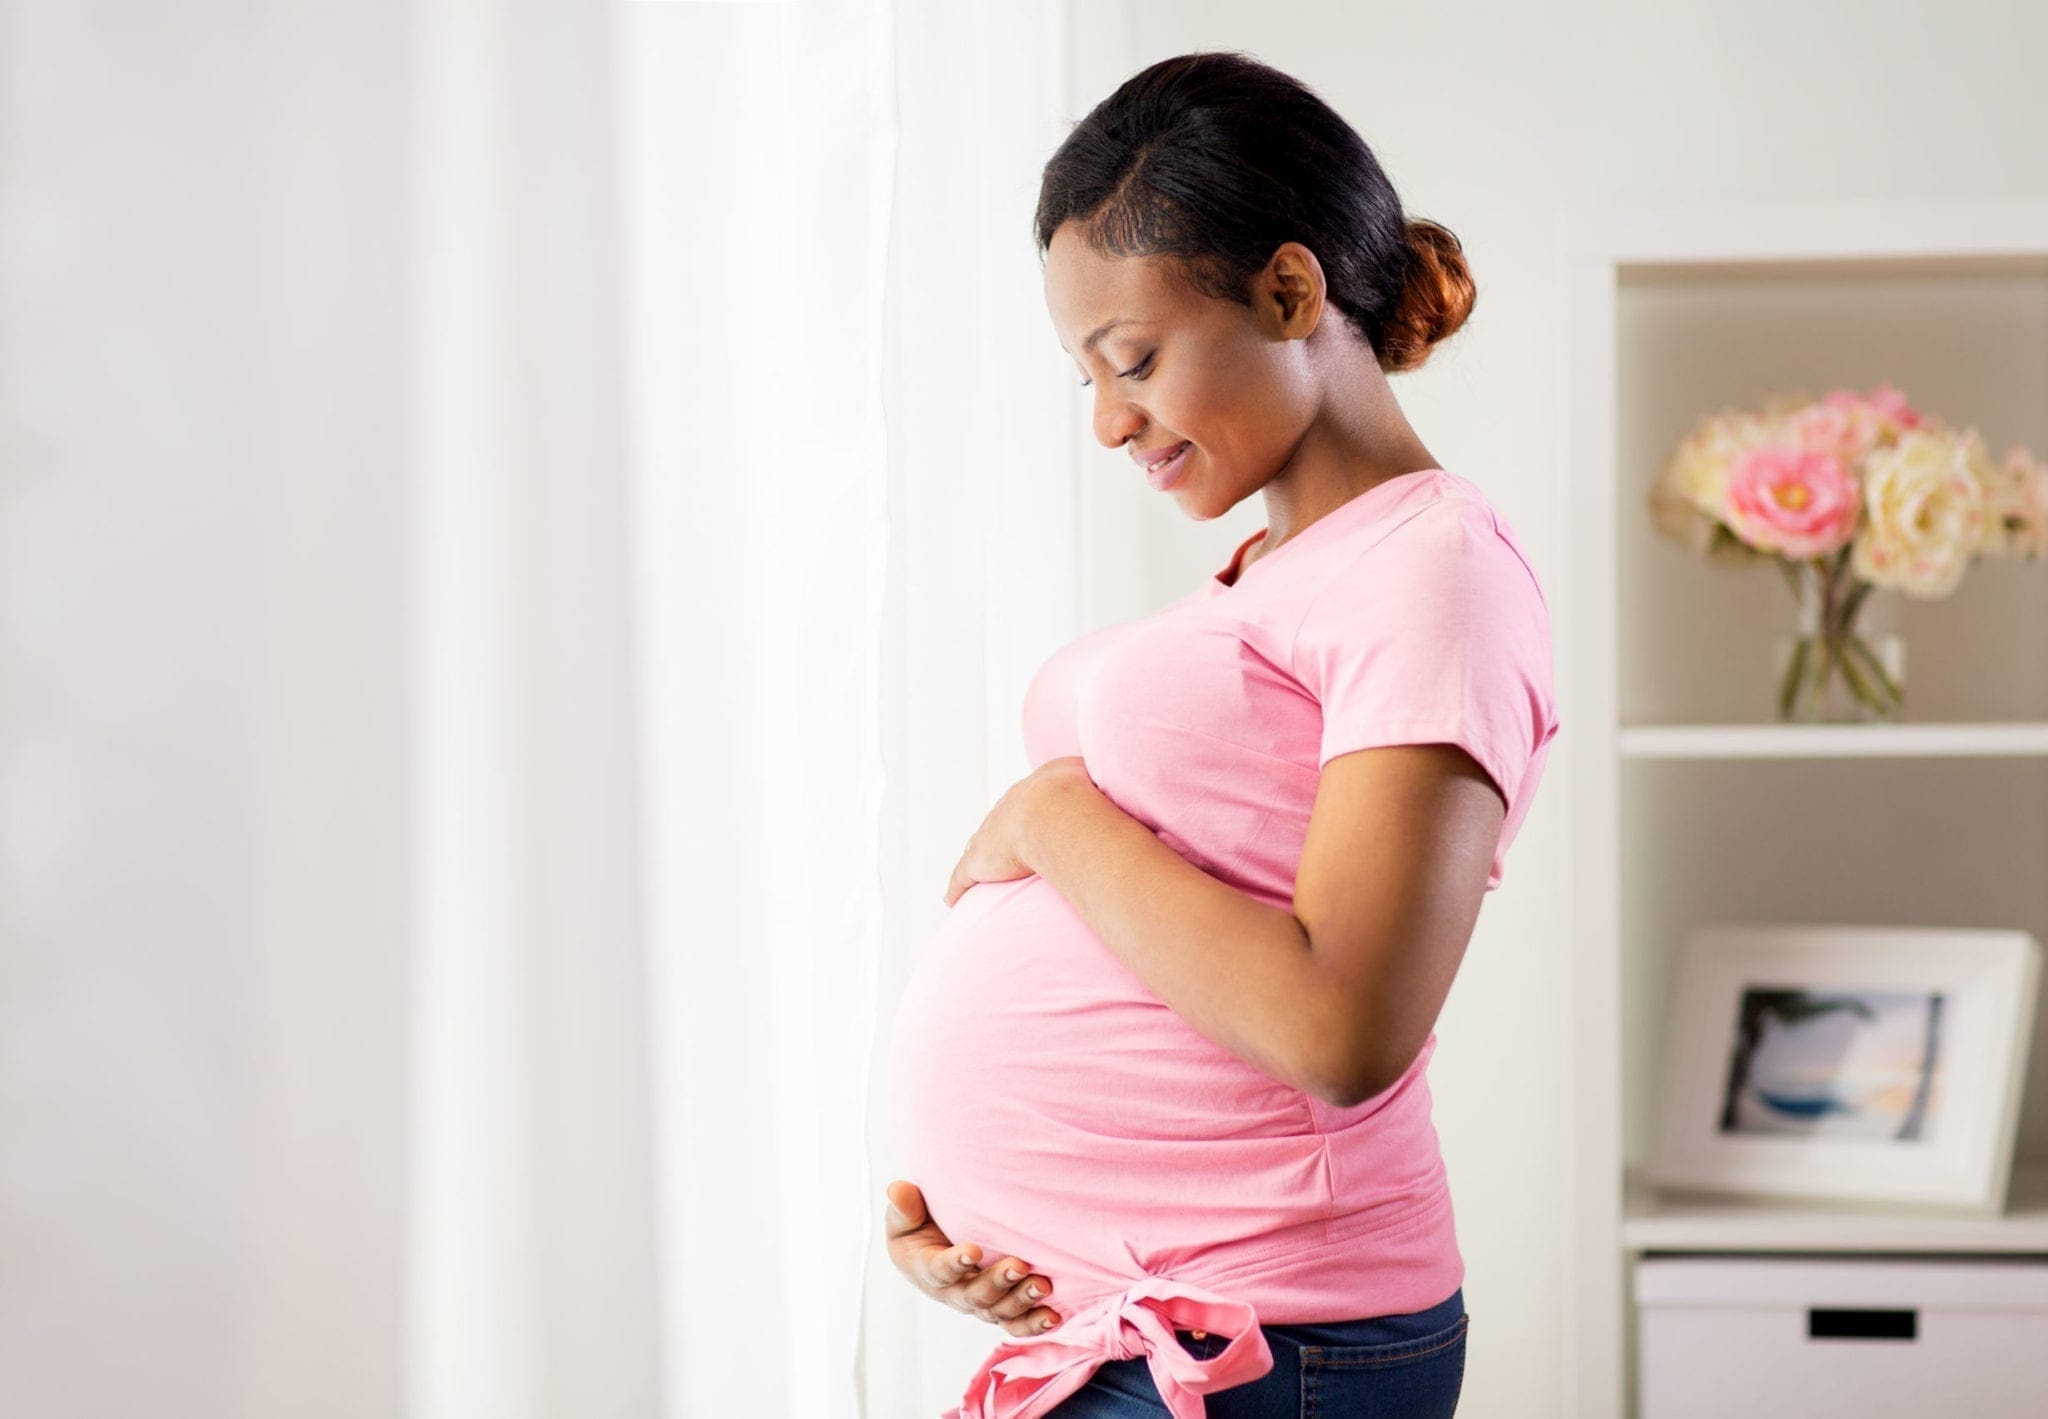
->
<box><xmin>1315</xmin><ymin>1073</ymin><xmax>1387</xmax><ymax>1111</ymax></box>
<box><xmin>1309</xmin><ymin>1035</ymin><xmax>1415</xmax><ymax>1109</ymax></box>
<box><xmin>1307</xmin><ymin>1051</ymin><xmax>1394</xmax><ymax>1110</ymax></box>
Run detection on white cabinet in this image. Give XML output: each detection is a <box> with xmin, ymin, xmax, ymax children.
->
<box><xmin>1636</xmin><ymin>1256</ymin><xmax>2048</xmax><ymax>1418</ymax></box>
<box><xmin>1564</xmin><ymin>199</ymin><xmax>2048</xmax><ymax>1418</ymax></box>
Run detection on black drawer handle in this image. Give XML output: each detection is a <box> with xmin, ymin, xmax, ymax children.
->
<box><xmin>1807</xmin><ymin>1307</ymin><xmax>1917</xmax><ymax>1340</ymax></box>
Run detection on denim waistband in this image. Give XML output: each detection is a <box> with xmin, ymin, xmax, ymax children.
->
<box><xmin>1175</xmin><ymin>1284</ymin><xmax>1464</xmax><ymax>1350</ymax></box>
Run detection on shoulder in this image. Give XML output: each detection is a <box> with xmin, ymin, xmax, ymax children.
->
<box><xmin>1436</xmin><ymin>474</ymin><xmax>1552</xmax><ymax>615</ymax></box>
<box><xmin>1299</xmin><ymin>477</ymin><xmax>1548</xmax><ymax>633</ymax></box>
<box><xmin>1392</xmin><ymin>475</ymin><xmax>1536</xmax><ymax>573</ymax></box>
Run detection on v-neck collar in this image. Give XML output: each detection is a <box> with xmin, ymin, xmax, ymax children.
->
<box><xmin>1209</xmin><ymin>468</ymin><xmax>1444</xmax><ymax>591</ymax></box>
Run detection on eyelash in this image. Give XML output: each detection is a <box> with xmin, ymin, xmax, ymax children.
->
<box><xmin>1079</xmin><ymin>353</ymin><xmax>1153</xmax><ymax>388</ymax></box>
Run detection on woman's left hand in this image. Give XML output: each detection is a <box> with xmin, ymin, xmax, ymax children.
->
<box><xmin>943</xmin><ymin>756</ymin><xmax>1096</xmax><ymax>907</ymax></box>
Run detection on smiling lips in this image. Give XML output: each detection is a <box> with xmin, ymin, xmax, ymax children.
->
<box><xmin>1132</xmin><ymin>439</ymin><xmax>1191</xmax><ymax>470</ymax></box>
<box><xmin>1140</xmin><ymin>440</ymin><xmax>1193</xmax><ymax>491</ymax></box>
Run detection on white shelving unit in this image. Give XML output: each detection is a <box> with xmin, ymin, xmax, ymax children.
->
<box><xmin>1563</xmin><ymin>198</ymin><xmax>2048</xmax><ymax>1419</ymax></box>
<box><xmin>1621</xmin><ymin>1164</ymin><xmax>2048</xmax><ymax>1254</ymax></box>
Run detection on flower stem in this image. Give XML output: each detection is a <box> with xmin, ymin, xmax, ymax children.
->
<box><xmin>1845</xmin><ymin>632</ymin><xmax>1904</xmax><ymax>712</ymax></box>
<box><xmin>1778</xmin><ymin>633</ymin><xmax>1811</xmax><ymax>719</ymax></box>
<box><xmin>1837</xmin><ymin>577</ymin><xmax>1874</xmax><ymax>636</ymax></box>
<box><xmin>1836</xmin><ymin>635</ymin><xmax>1885</xmax><ymax>715</ymax></box>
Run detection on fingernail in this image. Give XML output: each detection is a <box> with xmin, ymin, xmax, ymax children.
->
<box><xmin>1040</xmin><ymin>1316</ymin><xmax>1056</xmax><ymax>1330</ymax></box>
<box><xmin>1003</xmin><ymin>1268</ymin><xmax>1022</xmax><ymax>1283</ymax></box>
<box><xmin>1025</xmin><ymin>1284</ymin><xmax>1044</xmax><ymax>1299</ymax></box>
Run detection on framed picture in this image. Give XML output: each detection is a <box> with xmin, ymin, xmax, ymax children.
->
<box><xmin>1647</xmin><ymin>923</ymin><xmax>2041</xmax><ymax>1213</ymax></box>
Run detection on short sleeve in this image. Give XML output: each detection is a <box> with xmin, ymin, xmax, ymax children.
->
<box><xmin>1289</xmin><ymin>496</ymin><xmax>1557</xmax><ymax>812</ymax></box>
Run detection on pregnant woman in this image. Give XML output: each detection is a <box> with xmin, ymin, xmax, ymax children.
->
<box><xmin>885</xmin><ymin>51</ymin><xmax>1560</xmax><ymax>1419</ymax></box>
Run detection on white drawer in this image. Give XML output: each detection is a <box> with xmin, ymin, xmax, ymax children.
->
<box><xmin>1635</xmin><ymin>1255</ymin><xmax>2048</xmax><ymax>1419</ymax></box>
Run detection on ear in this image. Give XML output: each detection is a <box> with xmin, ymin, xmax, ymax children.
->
<box><xmin>1258</xmin><ymin>240</ymin><xmax>1326</xmax><ymax>338</ymax></box>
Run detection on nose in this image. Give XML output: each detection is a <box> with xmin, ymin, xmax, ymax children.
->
<box><xmin>1091</xmin><ymin>392</ymin><xmax>1145</xmax><ymax>451</ymax></box>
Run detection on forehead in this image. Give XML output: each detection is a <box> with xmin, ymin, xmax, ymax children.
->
<box><xmin>1044</xmin><ymin>224</ymin><xmax>1181</xmax><ymax>353</ymax></box>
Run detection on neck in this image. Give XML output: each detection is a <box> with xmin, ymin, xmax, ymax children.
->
<box><xmin>1254</xmin><ymin>365</ymin><xmax>1439</xmax><ymax>555</ymax></box>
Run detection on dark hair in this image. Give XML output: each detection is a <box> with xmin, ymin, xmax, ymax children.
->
<box><xmin>1033</xmin><ymin>51</ymin><xmax>1474</xmax><ymax>375</ymax></box>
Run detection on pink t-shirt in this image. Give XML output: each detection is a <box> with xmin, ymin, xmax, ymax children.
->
<box><xmin>888</xmin><ymin>468</ymin><xmax>1560</xmax><ymax>1418</ymax></box>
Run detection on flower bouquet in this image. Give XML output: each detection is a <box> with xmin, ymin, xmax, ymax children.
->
<box><xmin>1650</xmin><ymin>383</ymin><xmax>2048</xmax><ymax>722</ymax></box>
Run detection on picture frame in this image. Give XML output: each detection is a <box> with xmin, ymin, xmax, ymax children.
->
<box><xmin>1647</xmin><ymin>922</ymin><xmax>2041</xmax><ymax>1213</ymax></box>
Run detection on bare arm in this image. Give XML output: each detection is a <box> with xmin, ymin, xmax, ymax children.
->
<box><xmin>1025</xmin><ymin>742</ymin><xmax>1501</xmax><ymax>1107</ymax></box>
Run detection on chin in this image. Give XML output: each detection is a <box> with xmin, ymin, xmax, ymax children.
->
<box><xmin>1180</xmin><ymin>479</ymin><xmax>1246</xmax><ymax>520</ymax></box>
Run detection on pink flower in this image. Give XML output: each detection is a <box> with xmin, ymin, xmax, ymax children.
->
<box><xmin>1799</xmin><ymin>384</ymin><xmax>1924</xmax><ymax>466</ymax></box>
<box><xmin>1790</xmin><ymin>402</ymin><xmax>1870</xmax><ymax>466</ymax></box>
<box><xmin>1724</xmin><ymin>445</ymin><xmax>1862</xmax><ymax>558</ymax></box>
<box><xmin>1861</xmin><ymin>382</ymin><xmax>1924</xmax><ymax>432</ymax></box>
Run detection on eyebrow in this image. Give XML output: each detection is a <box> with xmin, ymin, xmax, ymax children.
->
<box><xmin>1060</xmin><ymin>317</ymin><xmax>1146</xmax><ymax>356</ymax></box>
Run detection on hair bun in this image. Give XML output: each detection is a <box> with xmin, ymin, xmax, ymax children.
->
<box><xmin>1035</xmin><ymin>53</ymin><xmax>1479</xmax><ymax>376</ymax></box>
<box><xmin>1379</xmin><ymin>218</ymin><xmax>1476</xmax><ymax>374</ymax></box>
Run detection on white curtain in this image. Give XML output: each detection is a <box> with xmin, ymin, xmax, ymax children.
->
<box><xmin>621</xmin><ymin>1</ymin><xmax>1082</xmax><ymax>1412</ymax></box>
<box><xmin>0</xmin><ymin>0</ymin><xmax>1084</xmax><ymax>1415</ymax></box>
<box><xmin>617</xmin><ymin>2</ymin><xmax>896</xmax><ymax>1415</ymax></box>
<box><xmin>407</xmin><ymin>0</ymin><xmax>660</xmax><ymax>1414</ymax></box>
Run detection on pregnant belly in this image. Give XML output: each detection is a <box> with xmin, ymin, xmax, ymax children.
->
<box><xmin>886</xmin><ymin>874</ymin><xmax>1333</xmax><ymax>1300</ymax></box>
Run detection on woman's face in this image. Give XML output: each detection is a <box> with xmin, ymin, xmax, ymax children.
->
<box><xmin>1043</xmin><ymin>220</ymin><xmax>1323</xmax><ymax>518</ymax></box>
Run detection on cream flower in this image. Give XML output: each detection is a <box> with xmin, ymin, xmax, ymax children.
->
<box><xmin>1980</xmin><ymin>446</ymin><xmax>2048</xmax><ymax>559</ymax></box>
<box><xmin>1850</xmin><ymin>426</ymin><xmax>1990</xmax><ymax>598</ymax></box>
<box><xmin>1649</xmin><ymin>406</ymin><xmax>1786</xmax><ymax>563</ymax></box>
<box><xmin>2014</xmin><ymin>451</ymin><xmax>2048</xmax><ymax>559</ymax></box>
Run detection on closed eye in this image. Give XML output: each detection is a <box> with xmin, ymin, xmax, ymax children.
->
<box><xmin>1079</xmin><ymin>353</ymin><xmax>1154</xmax><ymax>389</ymax></box>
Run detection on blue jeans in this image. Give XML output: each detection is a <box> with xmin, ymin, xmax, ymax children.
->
<box><xmin>1046</xmin><ymin>1287</ymin><xmax>1467</xmax><ymax>1418</ymax></box>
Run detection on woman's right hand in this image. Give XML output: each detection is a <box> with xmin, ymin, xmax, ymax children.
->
<box><xmin>884</xmin><ymin>1179</ymin><xmax>1064</xmax><ymax>1338</ymax></box>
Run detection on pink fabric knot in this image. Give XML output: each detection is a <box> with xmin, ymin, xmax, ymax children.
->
<box><xmin>940</xmin><ymin>1273</ymin><xmax>1274</xmax><ymax>1419</ymax></box>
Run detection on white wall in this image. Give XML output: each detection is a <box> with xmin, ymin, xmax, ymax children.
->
<box><xmin>1079</xmin><ymin>3</ymin><xmax>2048</xmax><ymax>1412</ymax></box>
<box><xmin>0</xmin><ymin>5</ymin><xmax>413</xmax><ymax>1416</ymax></box>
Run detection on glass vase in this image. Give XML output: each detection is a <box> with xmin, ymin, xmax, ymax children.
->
<box><xmin>1772</xmin><ymin>554</ymin><xmax>1906</xmax><ymax>723</ymax></box>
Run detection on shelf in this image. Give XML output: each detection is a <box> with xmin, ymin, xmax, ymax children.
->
<box><xmin>1618</xmin><ymin>721</ymin><xmax>2048</xmax><ymax>760</ymax></box>
<box><xmin>1568</xmin><ymin>200</ymin><xmax>2048</xmax><ymax>1416</ymax></box>
<box><xmin>1577</xmin><ymin>197</ymin><xmax>2048</xmax><ymax>277</ymax></box>
<box><xmin>1622</xmin><ymin>1165</ymin><xmax>2048</xmax><ymax>1254</ymax></box>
